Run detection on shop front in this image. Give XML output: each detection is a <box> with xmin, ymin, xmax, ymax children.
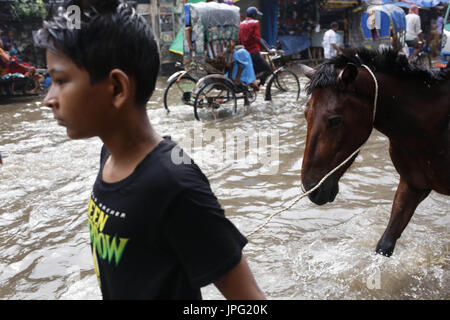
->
<box><xmin>162</xmin><ymin>0</ymin><xmax>367</xmax><ymax>69</ymax></box>
<box><xmin>232</xmin><ymin>0</ymin><xmax>363</xmax><ymax>61</ymax></box>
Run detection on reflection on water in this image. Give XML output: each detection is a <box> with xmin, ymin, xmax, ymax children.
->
<box><xmin>0</xmin><ymin>74</ymin><xmax>448</xmax><ymax>299</ymax></box>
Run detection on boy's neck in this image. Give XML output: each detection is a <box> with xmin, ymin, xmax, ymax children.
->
<box><xmin>100</xmin><ymin>108</ymin><xmax>163</xmax><ymax>166</ymax></box>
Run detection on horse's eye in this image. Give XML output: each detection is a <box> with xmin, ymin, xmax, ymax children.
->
<box><xmin>327</xmin><ymin>117</ymin><xmax>342</xmax><ymax>128</ymax></box>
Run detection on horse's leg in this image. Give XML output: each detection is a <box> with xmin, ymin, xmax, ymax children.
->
<box><xmin>376</xmin><ymin>178</ymin><xmax>431</xmax><ymax>257</ymax></box>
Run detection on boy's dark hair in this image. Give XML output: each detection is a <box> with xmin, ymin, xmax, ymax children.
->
<box><xmin>34</xmin><ymin>0</ymin><xmax>160</xmax><ymax>106</ymax></box>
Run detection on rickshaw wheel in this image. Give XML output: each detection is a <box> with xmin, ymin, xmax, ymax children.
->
<box><xmin>246</xmin><ymin>86</ymin><xmax>257</xmax><ymax>103</ymax></box>
<box><xmin>163</xmin><ymin>75</ymin><xmax>197</xmax><ymax>113</ymax></box>
<box><xmin>193</xmin><ymin>82</ymin><xmax>237</xmax><ymax>121</ymax></box>
<box><xmin>266</xmin><ymin>68</ymin><xmax>301</xmax><ymax>101</ymax></box>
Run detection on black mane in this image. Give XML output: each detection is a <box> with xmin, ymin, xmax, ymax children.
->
<box><xmin>306</xmin><ymin>48</ymin><xmax>450</xmax><ymax>95</ymax></box>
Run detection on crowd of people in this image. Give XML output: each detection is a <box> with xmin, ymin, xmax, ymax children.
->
<box><xmin>191</xmin><ymin>1</ymin><xmax>448</xmax><ymax>88</ymax></box>
<box><xmin>322</xmin><ymin>4</ymin><xmax>447</xmax><ymax>63</ymax></box>
<box><xmin>0</xmin><ymin>29</ymin><xmax>46</xmax><ymax>96</ymax></box>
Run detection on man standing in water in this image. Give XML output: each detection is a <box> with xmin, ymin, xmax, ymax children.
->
<box><xmin>36</xmin><ymin>0</ymin><xmax>265</xmax><ymax>300</ymax></box>
<box><xmin>322</xmin><ymin>22</ymin><xmax>342</xmax><ymax>59</ymax></box>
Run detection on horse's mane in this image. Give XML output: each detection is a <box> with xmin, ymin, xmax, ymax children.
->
<box><xmin>306</xmin><ymin>48</ymin><xmax>450</xmax><ymax>95</ymax></box>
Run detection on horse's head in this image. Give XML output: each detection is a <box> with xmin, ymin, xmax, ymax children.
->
<box><xmin>300</xmin><ymin>63</ymin><xmax>376</xmax><ymax>205</ymax></box>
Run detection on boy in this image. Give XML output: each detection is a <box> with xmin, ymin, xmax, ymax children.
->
<box><xmin>36</xmin><ymin>0</ymin><xmax>265</xmax><ymax>300</ymax></box>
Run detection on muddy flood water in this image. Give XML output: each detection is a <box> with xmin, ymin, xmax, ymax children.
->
<box><xmin>0</xmin><ymin>73</ymin><xmax>448</xmax><ymax>299</ymax></box>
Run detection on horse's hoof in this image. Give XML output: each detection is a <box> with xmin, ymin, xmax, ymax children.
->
<box><xmin>375</xmin><ymin>248</ymin><xmax>393</xmax><ymax>257</ymax></box>
<box><xmin>375</xmin><ymin>241</ymin><xmax>395</xmax><ymax>257</ymax></box>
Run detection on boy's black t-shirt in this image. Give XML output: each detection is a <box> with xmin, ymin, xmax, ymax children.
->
<box><xmin>88</xmin><ymin>137</ymin><xmax>247</xmax><ymax>299</ymax></box>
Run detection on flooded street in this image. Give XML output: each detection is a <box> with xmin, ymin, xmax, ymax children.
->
<box><xmin>0</xmin><ymin>72</ymin><xmax>448</xmax><ymax>300</ymax></box>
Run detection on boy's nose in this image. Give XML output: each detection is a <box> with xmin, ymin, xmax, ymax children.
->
<box><xmin>43</xmin><ymin>89</ymin><xmax>57</xmax><ymax>109</ymax></box>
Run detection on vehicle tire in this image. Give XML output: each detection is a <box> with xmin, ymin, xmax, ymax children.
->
<box><xmin>163</xmin><ymin>75</ymin><xmax>197</xmax><ymax>113</ymax></box>
<box><xmin>193</xmin><ymin>82</ymin><xmax>237</xmax><ymax>121</ymax></box>
<box><xmin>265</xmin><ymin>68</ymin><xmax>300</xmax><ymax>101</ymax></box>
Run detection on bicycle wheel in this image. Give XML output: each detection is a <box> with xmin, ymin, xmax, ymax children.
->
<box><xmin>163</xmin><ymin>75</ymin><xmax>197</xmax><ymax>113</ymax></box>
<box><xmin>246</xmin><ymin>86</ymin><xmax>257</xmax><ymax>104</ymax></box>
<box><xmin>414</xmin><ymin>52</ymin><xmax>432</xmax><ymax>68</ymax></box>
<box><xmin>193</xmin><ymin>82</ymin><xmax>237</xmax><ymax>121</ymax></box>
<box><xmin>265</xmin><ymin>68</ymin><xmax>300</xmax><ymax>101</ymax></box>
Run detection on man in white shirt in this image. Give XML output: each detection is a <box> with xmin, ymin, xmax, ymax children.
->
<box><xmin>405</xmin><ymin>5</ymin><xmax>424</xmax><ymax>61</ymax></box>
<box><xmin>322</xmin><ymin>22</ymin><xmax>342</xmax><ymax>59</ymax></box>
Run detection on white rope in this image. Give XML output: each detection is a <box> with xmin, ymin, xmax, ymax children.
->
<box><xmin>246</xmin><ymin>64</ymin><xmax>379</xmax><ymax>238</ymax></box>
<box><xmin>360</xmin><ymin>64</ymin><xmax>378</xmax><ymax>120</ymax></box>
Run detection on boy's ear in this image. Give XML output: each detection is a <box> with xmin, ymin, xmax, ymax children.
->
<box><xmin>109</xmin><ymin>69</ymin><xmax>131</xmax><ymax>109</ymax></box>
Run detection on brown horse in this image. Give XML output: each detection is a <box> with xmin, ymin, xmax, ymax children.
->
<box><xmin>300</xmin><ymin>49</ymin><xmax>449</xmax><ymax>257</ymax></box>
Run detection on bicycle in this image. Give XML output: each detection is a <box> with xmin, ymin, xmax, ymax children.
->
<box><xmin>164</xmin><ymin>49</ymin><xmax>301</xmax><ymax>120</ymax></box>
<box><xmin>259</xmin><ymin>49</ymin><xmax>301</xmax><ymax>101</ymax></box>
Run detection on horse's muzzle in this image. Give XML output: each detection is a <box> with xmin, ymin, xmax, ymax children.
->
<box><xmin>305</xmin><ymin>179</ymin><xmax>339</xmax><ymax>205</ymax></box>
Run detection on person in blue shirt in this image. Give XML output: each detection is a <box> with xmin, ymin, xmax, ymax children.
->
<box><xmin>41</xmin><ymin>72</ymin><xmax>52</xmax><ymax>91</ymax></box>
<box><xmin>228</xmin><ymin>47</ymin><xmax>259</xmax><ymax>91</ymax></box>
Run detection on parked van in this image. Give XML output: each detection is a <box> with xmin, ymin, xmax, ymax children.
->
<box><xmin>440</xmin><ymin>5</ymin><xmax>450</xmax><ymax>65</ymax></box>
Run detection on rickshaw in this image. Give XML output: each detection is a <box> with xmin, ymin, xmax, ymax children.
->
<box><xmin>163</xmin><ymin>2</ymin><xmax>301</xmax><ymax>121</ymax></box>
<box><xmin>361</xmin><ymin>4</ymin><xmax>406</xmax><ymax>52</ymax></box>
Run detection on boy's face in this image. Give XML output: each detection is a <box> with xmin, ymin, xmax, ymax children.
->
<box><xmin>44</xmin><ymin>49</ymin><xmax>112</xmax><ymax>139</ymax></box>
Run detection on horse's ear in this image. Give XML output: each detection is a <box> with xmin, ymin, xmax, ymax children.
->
<box><xmin>300</xmin><ymin>64</ymin><xmax>315</xmax><ymax>80</ymax></box>
<box><xmin>338</xmin><ymin>63</ymin><xmax>358</xmax><ymax>86</ymax></box>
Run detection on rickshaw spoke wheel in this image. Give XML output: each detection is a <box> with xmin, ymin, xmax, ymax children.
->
<box><xmin>268</xmin><ymin>69</ymin><xmax>301</xmax><ymax>101</ymax></box>
<box><xmin>246</xmin><ymin>87</ymin><xmax>257</xmax><ymax>103</ymax></box>
<box><xmin>193</xmin><ymin>82</ymin><xmax>237</xmax><ymax>121</ymax></box>
<box><xmin>163</xmin><ymin>76</ymin><xmax>197</xmax><ymax>113</ymax></box>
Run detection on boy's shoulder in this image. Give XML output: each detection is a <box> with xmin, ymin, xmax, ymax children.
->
<box><xmin>100</xmin><ymin>137</ymin><xmax>209</xmax><ymax>192</ymax></box>
<box><xmin>154</xmin><ymin>137</ymin><xmax>211</xmax><ymax>190</ymax></box>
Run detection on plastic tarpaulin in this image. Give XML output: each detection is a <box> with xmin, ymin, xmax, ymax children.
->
<box><xmin>396</xmin><ymin>0</ymin><xmax>441</xmax><ymax>7</ymax></box>
<box><xmin>278</xmin><ymin>35</ymin><xmax>311</xmax><ymax>55</ymax></box>
<box><xmin>363</xmin><ymin>0</ymin><xmax>449</xmax><ymax>6</ymax></box>
<box><xmin>187</xmin><ymin>2</ymin><xmax>240</xmax><ymax>55</ymax></box>
<box><xmin>361</xmin><ymin>4</ymin><xmax>406</xmax><ymax>40</ymax></box>
<box><xmin>261</xmin><ymin>0</ymin><xmax>278</xmax><ymax>48</ymax></box>
<box><xmin>189</xmin><ymin>2</ymin><xmax>240</xmax><ymax>28</ymax></box>
<box><xmin>169</xmin><ymin>0</ymin><xmax>206</xmax><ymax>55</ymax></box>
<box><xmin>412</xmin><ymin>0</ymin><xmax>444</xmax><ymax>6</ymax></box>
<box><xmin>169</xmin><ymin>28</ymin><xmax>184</xmax><ymax>55</ymax></box>
<box><xmin>170</xmin><ymin>1</ymin><xmax>240</xmax><ymax>55</ymax></box>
